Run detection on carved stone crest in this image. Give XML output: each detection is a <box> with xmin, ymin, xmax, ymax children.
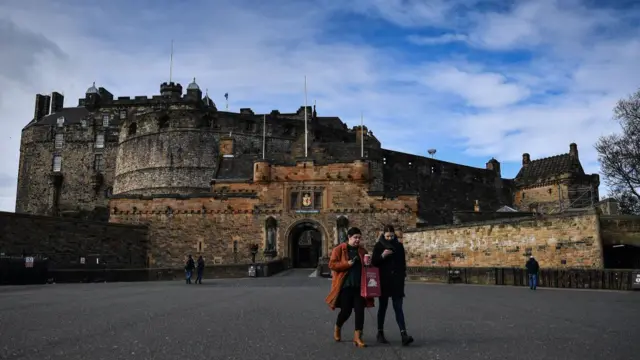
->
<box><xmin>302</xmin><ymin>192</ymin><xmax>312</xmax><ymax>207</ymax></box>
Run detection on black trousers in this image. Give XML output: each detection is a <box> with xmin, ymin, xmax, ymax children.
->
<box><xmin>377</xmin><ymin>296</ymin><xmax>407</xmax><ymax>331</ymax></box>
<box><xmin>336</xmin><ymin>287</ymin><xmax>365</xmax><ymax>331</ymax></box>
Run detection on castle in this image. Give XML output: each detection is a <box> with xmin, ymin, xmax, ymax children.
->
<box><xmin>15</xmin><ymin>79</ymin><xmax>601</xmax><ymax>268</ymax></box>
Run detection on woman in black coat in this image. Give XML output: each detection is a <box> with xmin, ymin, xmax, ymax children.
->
<box><xmin>371</xmin><ymin>225</ymin><xmax>414</xmax><ymax>346</ymax></box>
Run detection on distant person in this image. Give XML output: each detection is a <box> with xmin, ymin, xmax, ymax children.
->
<box><xmin>372</xmin><ymin>225</ymin><xmax>414</xmax><ymax>346</ymax></box>
<box><xmin>196</xmin><ymin>256</ymin><xmax>205</xmax><ymax>284</ymax></box>
<box><xmin>526</xmin><ymin>256</ymin><xmax>540</xmax><ymax>290</ymax></box>
<box><xmin>325</xmin><ymin>227</ymin><xmax>374</xmax><ymax>348</ymax></box>
<box><xmin>185</xmin><ymin>255</ymin><xmax>195</xmax><ymax>284</ymax></box>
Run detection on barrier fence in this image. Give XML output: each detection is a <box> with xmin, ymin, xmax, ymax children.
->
<box><xmin>2</xmin><ymin>255</ymin><xmax>638</xmax><ymax>290</ymax></box>
<box><xmin>406</xmin><ymin>266</ymin><xmax>639</xmax><ymax>291</ymax></box>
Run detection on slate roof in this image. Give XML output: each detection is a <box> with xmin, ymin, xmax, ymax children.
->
<box><xmin>214</xmin><ymin>155</ymin><xmax>256</xmax><ymax>180</ymax></box>
<box><xmin>25</xmin><ymin>107</ymin><xmax>92</xmax><ymax>129</ymax></box>
<box><xmin>515</xmin><ymin>153</ymin><xmax>584</xmax><ymax>185</ymax></box>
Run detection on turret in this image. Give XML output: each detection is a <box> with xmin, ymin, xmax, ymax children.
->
<box><xmin>160</xmin><ymin>82</ymin><xmax>182</xmax><ymax>98</ymax></box>
<box><xmin>185</xmin><ymin>78</ymin><xmax>202</xmax><ymax>101</ymax></box>
<box><xmin>85</xmin><ymin>82</ymin><xmax>101</xmax><ymax>110</ymax></box>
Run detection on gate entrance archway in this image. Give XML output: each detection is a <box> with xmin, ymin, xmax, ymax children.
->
<box><xmin>288</xmin><ymin>221</ymin><xmax>323</xmax><ymax>268</ymax></box>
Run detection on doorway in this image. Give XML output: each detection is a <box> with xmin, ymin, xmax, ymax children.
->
<box><xmin>289</xmin><ymin>221</ymin><xmax>323</xmax><ymax>268</ymax></box>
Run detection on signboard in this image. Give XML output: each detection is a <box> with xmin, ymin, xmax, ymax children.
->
<box><xmin>295</xmin><ymin>209</ymin><xmax>319</xmax><ymax>214</ymax></box>
<box><xmin>632</xmin><ymin>271</ymin><xmax>640</xmax><ymax>290</ymax></box>
<box><xmin>80</xmin><ymin>257</ymin><xmax>86</xmax><ymax>264</ymax></box>
<box><xmin>24</xmin><ymin>257</ymin><xmax>34</xmax><ymax>268</ymax></box>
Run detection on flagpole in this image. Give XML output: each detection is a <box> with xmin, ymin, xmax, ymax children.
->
<box><xmin>304</xmin><ymin>76</ymin><xmax>308</xmax><ymax>158</ymax></box>
<box><xmin>360</xmin><ymin>111</ymin><xmax>364</xmax><ymax>158</ymax></box>
<box><xmin>169</xmin><ymin>40</ymin><xmax>174</xmax><ymax>83</ymax></box>
<box><xmin>262</xmin><ymin>114</ymin><xmax>266</xmax><ymax>160</ymax></box>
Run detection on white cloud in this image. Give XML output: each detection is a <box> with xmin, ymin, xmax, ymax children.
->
<box><xmin>418</xmin><ymin>64</ymin><xmax>531</xmax><ymax>108</ymax></box>
<box><xmin>0</xmin><ymin>0</ymin><xmax>638</xmax><ymax>211</ymax></box>
<box><xmin>408</xmin><ymin>33</ymin><xmax>468</xmax><ymax>46</ymax></box>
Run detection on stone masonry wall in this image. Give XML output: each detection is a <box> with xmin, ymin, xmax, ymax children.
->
<box><xmin>600</xmin><ymin>215</ymin><xmax>640</xmax><ymax>247</ymax></box>
<box><xmin>513</xmin><ymin>183</ymin><xmax>567</xmax><ymax>213</ymax></box>
<box><xmin>403</xmin><ymin>211</ymin><xmax>604</xmax><ymax>269</ymax></box>
<box><xmin>109</xmin><ymin>160</ymin><xmax>417</xmax><ymax>267</ymax></box>
<box><xmin>16</xmin><ymin>114</ymin><xmax>118</xmax><ymax>219</ymax></box>
<box><xmin>0</xmin><ymin>211</ymin><xmax>149</xmax><ymax>268</ymax></box>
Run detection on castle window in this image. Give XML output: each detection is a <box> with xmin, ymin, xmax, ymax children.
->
<box><xmin>56</xmin><ymin>116</ymin><xmax>65</xmax><ymax>127</ymax></box>
<box><xmin>94</xmin><ymin>154</ymin><xmax>105</xmax><ymax>172</ymax></box>
<box><xmin>95</xmin><ymin>133</ymin><xmax>105</xmax><ymax>148</ymax></box>
<box><xmin>290</xmin><ymin>192</ymin><xmax>299</xmax><ymax>210</ymax></box>
<box><xmin>54</xmin><ymin>133</ymin><xmax>64</xmax><ymax>149</ymax></box>
<box><xmin>52</xmin><ymin>155</ymin><xmax>62</xmax><ymax>172</ymax></box>
<box><xmin>119</xmin><ymin>110</ymin><xmax>127</xmax><ymax>120</ymax></box>
<box><xmin>128</xmin><ymin>122</ymin><xmax>137</xmax><ymax>136</ymax></box>
<box><xmin>102</xmin><ymin>114</ymin><xmax>110</xmax><ymax>127</ymax></box>
<box><xmin>314</xmin><ymin>192</ymin><xmax>323</xmax><ymax>209</ymax></box>
<box><xmin>158</xmin><ymin>115</ymin><xmax>169</xmax><ymax>129</ymax></box>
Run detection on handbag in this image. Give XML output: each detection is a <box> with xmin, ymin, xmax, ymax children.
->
<box><xmin>361</xmin><ymin>265</ymin><xmax>382</xmax><ymax>298</ymax></box>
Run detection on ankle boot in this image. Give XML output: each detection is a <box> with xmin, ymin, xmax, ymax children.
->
<box><xmin>353</xmin><ymin>330</ymin><xmax>366</xmax><ymax>348</ymax></box>
<box><xmin>376</xmin><ymin>330</ymin><xmax>389</xmax><ymax>344</ymax></box>
<box><xmin>401</xmin><ymin>331</ymin><xmax>414</xmax><ymax>346</ymax></box>
<box><xmin>333</xmin><ymin>325</ymin><xmax>341</xmax><ymax>342</ymax></box>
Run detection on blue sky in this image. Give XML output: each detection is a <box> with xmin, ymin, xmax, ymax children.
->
<box><xmin>0</xmin><ymin>0</ymin><xmax>639</xmax><ymax>211</ymax></box>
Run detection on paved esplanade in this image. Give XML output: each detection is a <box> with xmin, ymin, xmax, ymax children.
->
<box><xmin>1</xmin><ymin>270</ymin><xmax>638</xmax><ymax>360</ymax></box>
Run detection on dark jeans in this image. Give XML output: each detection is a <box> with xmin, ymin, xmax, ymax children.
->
<box><xmin>185</xmin><ymin>270</ymin><xmax>192</xmax><ymax>283</ymax></box>
<box><xmin>528</xmin><ymin>274</ymin><xmax>537</xmax><ymax>290</ymax></box>
<box><xmin>377</xmin><ymin>296</ymin><xmax>406</xmax><ymax>332</ymax></box>
<box><xmin>336</xmin><ymin>287</ymin><xmax>366</xmax><ymax>331</ymax></box>
<box><xmin>196</xmin><ymin>269</ymin><xmax>203</xmax><ymax>284</ymax></box>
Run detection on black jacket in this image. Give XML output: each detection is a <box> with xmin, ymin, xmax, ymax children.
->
<box><xmin>371</xmin><ymin>235</ymin><xmax>407</xmax><ymax>298</ymax></box>
<box><xmin>185</xmin><ymin>258</ymin><xmax>195</xmax><ymax>271</ymax></box>
<box><xmin>525</xmin><ymin>258</ymin><xmax>539</xmax><ymax>274</ymax></box>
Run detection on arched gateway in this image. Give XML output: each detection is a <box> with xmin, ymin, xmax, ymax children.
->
<box><xmin>286</xmin><ymin>220</ymin><xmax>327</xmax><ymax>268</ymax></box>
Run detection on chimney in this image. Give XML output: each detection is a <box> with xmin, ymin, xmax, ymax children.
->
<box><xmin>522</xmin><ymin>153</ymin><xmax>530</xmax><ymax>166</ymax></box>
<box><xmin>33</xmin><ymin>94</ymin><xmax>51</xmax><ymax>121</ymax></box>
<box><xmin>474</xmin><ymin>200</ymin><xmax>480</xmax><ymax>212</ymax></box>
<box><xmin>569</xmin><ymin>143</ymin><xmax>578</xmax><ymax>158</ymax></box>
<box><xmin>486</xmin><ymin>158</ymin><xmax>501</xmax><ymax>177</ymax></box>
<box><xmin>50</xmin><ymin>92</ymin><xmax>64</xmax><ymax>114</ymax></box>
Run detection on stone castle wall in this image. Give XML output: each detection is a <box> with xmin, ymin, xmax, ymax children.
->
<box><xmin>403</xmin><ymin>211</ymin><xmax>604</xmax><ymax>269</ymax></box>
<box><xmin>0</xmin><ymin>211</ymin><xmax>149</xmax><ymax>268</ymax></box>
<box><xmin>109</xmin><ymin>160</ymin><xmax>417</xmax><ymax>267</ymax></box>
<box><xmin>16</xmin><ymin>113</ymin><xmax>118</xmax><ymax>219</ymax></box>
<box><xmin>600</xmin><ymin>215</ymin><xmax>640</xmax><ymax>247</ymax></box>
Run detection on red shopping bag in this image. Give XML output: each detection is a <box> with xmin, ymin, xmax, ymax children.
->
<box><xmin>361</xmin><ymin>266</ymin><xmax>381</xmax><ymax>298</ymax></box>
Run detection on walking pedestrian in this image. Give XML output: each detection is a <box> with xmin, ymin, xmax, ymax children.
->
<box><xmin>371</xmin><ymin>225</ymin><xmax>414</xmax><ymax>346</ymax></box>
<box><xmin>185</xmin><ymin>255</ymin><xmax>195</xmax><ymax>284</ymax></box>
<box><xmin>195</xmin><ymin>256</ymin><xmax>205</xmax><ymax>284</ymax></box>
<box><xmin>526</xmin><ymin>256</ymin><xmax>540</xmax><ymax>290</ymax></box>
<box><xmin>325</xmin><ymin>227</ymin><xmax>375</xmax><ymax>348</ymax></box>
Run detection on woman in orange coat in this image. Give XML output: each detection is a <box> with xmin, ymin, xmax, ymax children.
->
<box><xmin>325</xmin><ymin>227</ymin><xmax>375</xmax><ymax>348</ymax></box>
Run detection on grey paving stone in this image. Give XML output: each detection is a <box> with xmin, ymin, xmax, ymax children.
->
<box><xmin>0</xmin><ymin>270</ymin><xmax>638</xmax><ymax>360</ymax></box>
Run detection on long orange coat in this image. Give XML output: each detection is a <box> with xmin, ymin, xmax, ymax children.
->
<box><xmin>324</xmin><ymin>242</ymin><xmax>376</xmax><ymax>310</ymax></box>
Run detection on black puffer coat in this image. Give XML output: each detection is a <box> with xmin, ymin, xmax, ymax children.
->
<box><xmin>371</xmin><ymin>235</ymin><xmax>407</xmax><ymax>298</ymax></box>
